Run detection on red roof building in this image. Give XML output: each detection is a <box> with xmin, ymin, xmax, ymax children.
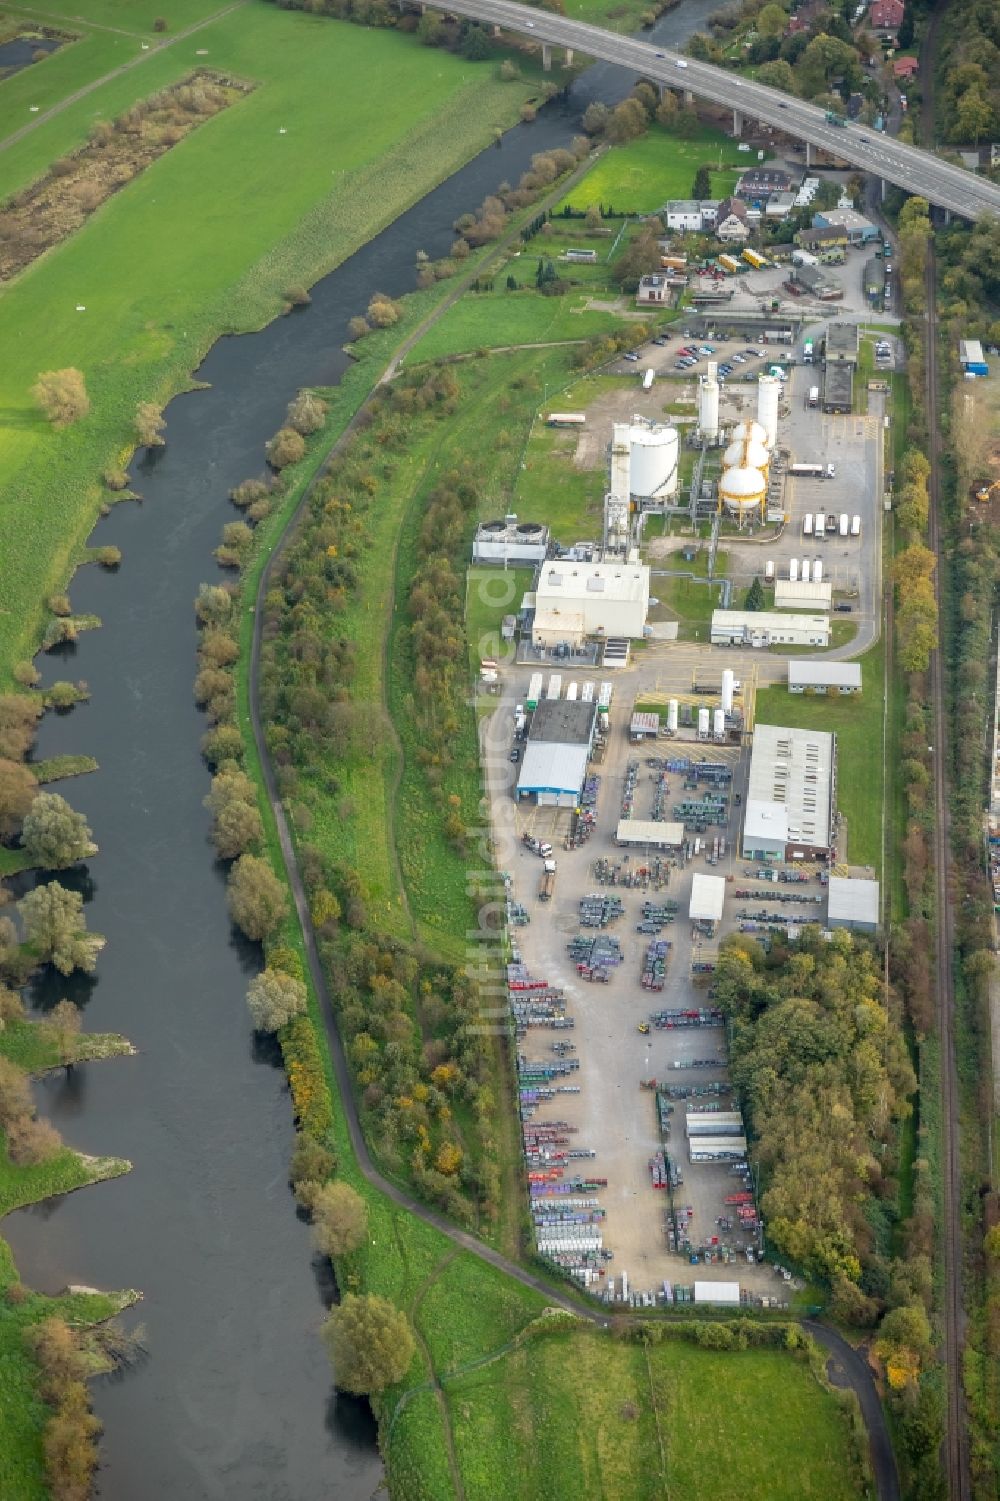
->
<box><xmin>891</xmin><ymin>55</ymin><xmax>919</xmax><ymax>77</ymax></box>
<box><xmin>868</xmin><ymin>0</ymin><xmax>903</xmax><ymax>30</ymax></box>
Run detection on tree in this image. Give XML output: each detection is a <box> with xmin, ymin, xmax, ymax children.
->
<box><xmin>607</xmin><ymin>97</ymin><xmax>648</xmax><ymax>144</ymax></box>
<box><xmin>195</xmin><ymin>584</ymin><xmax>232</xmax><ymax>628</ymax></box>
<box><xmin>897</xmin><ymin>6</ymin><xmax>913</xmax><ymax>46</ymax></box>
<box><xmin>135</xmin><ymin>402</ymin><xmax>166</xmax><ymax>446</ymax></box>
<box><xmin>311</xmin><ymin>1181</ymin><xmax>368</xmax><ymax>1257</ymax></box>
<box><xmin>757</xmin><ymin>2</ymin><xmax>789</xmax><ymax>37</ymax></box>
<box><xmin>757</xmin><ymin>59</ymin><xmax>797</xmax><ymax>93</ymax></box>
<box><xmin>584</xmin><ymin>203</ymin><xmax>602</xmax><ymax>229</ymax></box>
<box><xmin>48</xmin><ymin>999</ymin><xmax>83</xmax><ymax>1064</ymax></box>
<box><xmin>321</xmin><ymin>1294</ymin><xmax>415</xmax><ymax>1393</ymax></box>
<box><xmin>227</xmin><ymin>854</ymin><xmax>287</xmax><ymax>942</ymax></box>
<box><xmin>581</xmin><ymin>100</ymin><xmax>608</xmax><ymax>135</ymax></box>
<box><xmin>32</xmin><ymin>369</ymin><xmax>89</xmax><ymax>429</ymax></box>
<box><xmin>956</xmin><ymin>85</ymin><xmax>992</xmax><ymax>145</ymax></box>
<box><xmin>367</xmin><ymin>293</ymin><xmax>401</xmax><ymax>328</ymax></box>
<box><xmin>7</xmin><ymin>1113</ymin><xmax>62</xmax><ymax>1164</ymax></box>
<box><xmin>245</xmin><ymin>967</ymin><xmax>306</xmax><ymax>1031</ymax></box>
<box><xmin>0</xmin><ymin>1055</ymin><xmax>33</xmax><ymax>1126</ymax></box>
<box><xmin>0</xmin><ymin>757</ymin><xmax>37</xmax><ymax>839</ymax></box>
<box><xmin>0</xmin><ymin>695</ymin><xmax>41</xmax><ymax>760</ymax></box>
<box><xmin>611</xmin><ymin>231</ymin><xmax>661</xmax><ymax>291</ymax></box>
<box><xmin>286</xmin><ymin>391</ymin><xmax>327</xmax><ymax>436</ymax></box>
<box><xmin>21</xmin><ymin>793</ymin><xmax>94</xmax><ymax>869</ymax></box>
<box><xmin>266</xmin><ymin>428</ymin><xmax>305</xmax><ymax>470</ymax></box>
<box><xmin>655</xmin><ymin>90</ymin><xmax>677</xmax><ymax>126</ymax></box>
<box><xmin>290</xmin><ymin>1131</ymin><xmax>337</xmax><ymax>1200</ymax></box>
<box><xmin>745</xmin><ymin>576</ymin><xmax>765</xmax><ymax>611</ymax></box>
<box><xmin>691</xmin><ymin>164</ymin><xmax>712</xmax><ymax>199</ymax></box>
<box><xmin>18</xmin><ymin>882</ymin><xmax>104</xmax><ymax>976</ymax></box>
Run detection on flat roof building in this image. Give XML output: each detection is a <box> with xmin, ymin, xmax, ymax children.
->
<box><xmin>788</xmin><ymin>660</ymin><xmax>862</xmax><ymax>693</ymax></box>
<box><xmin>822</xmin><ymin>362</ymin><xmax>853</xmax><ymax>413</ymax></box>
<box><xmin>742</xmin><ymin>723</ymin><xmax>836</xmax><ymax>861</ymax></box>
<box><xmin>516</xmin><ymin>698</ymin><xmax>598</xmax><ymax>808</ymax></box>
<box><xmin>711</xmin><ymin>610</ymin><xmax>829</xmax><ymax>648</ymax></box>
<box><xmin>774</xmin><ymin>578</ymin><xmax>833</xmax><ymax>612</ymax></box>
<box><xmin>960</xmin><ymin>338</ymin><xmax>985</xmax><ymax>365</ymax></box>
<box><xmin>637</xmin><ymin>274</ymin><xmax>672</xmax><ymax>305</ymax></box>
<box><xmin>826</xmin><ymin>322</ymin><xmax>860</xmax><ymax>364</ymax></box>
<box><xmin>689</xmin><ymin>872</ymin><xmax>726</xmax><ymax>927</ymax></box>
<box><xmin>529</xmin><ymin>560</ymin><xmax>650</xmax><ymax>649</ymax></box>
<box><xmin>827</xmin><ymin>875</ymin><xmax>879</xmax><ymax>932</ymax></box>
<box><xmin>812</xmin><ymin>208</ymin><xmax>879</xmax><ymax>243</ymax></box>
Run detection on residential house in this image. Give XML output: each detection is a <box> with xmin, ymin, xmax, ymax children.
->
<box><xmin>869</xmin><ymin>0</ymin><xmax>903</xmax><ymax>29</ymax></box>
<box><xmin>892</xmin><ymin>55</ymin><xmax>919</xmax><ymax>79</ymax></box>
<box><xmin>636</xmin><ymin>274</ymin><xmax>672</xmax><ymax>305</ymax></box>
<box><xmin>764</xmin><ymin>191</ymin><xmax>797</xmax><ymax>220</ymax></box>
<box><xmin>664</xmin><ymin>199</ymin><xmax>704</xmax><ymax>232</ymax></box>
<box><xmin>735</xmin><ymin>168</ymin><xmax>793</xmax><ymax>203</ymax></box>
<box><xmin>715</xmin><ymin>196</ymin><xmax>750</xmax><ymax>242</ymax></box>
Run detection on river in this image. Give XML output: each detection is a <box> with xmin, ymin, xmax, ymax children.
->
<box><xmin>4</xmin><ymin>2</ymin><xmax>719</xmax><ymax>1494</ymax></box>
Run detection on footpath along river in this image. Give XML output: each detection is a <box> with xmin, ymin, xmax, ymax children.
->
<box><xmin>5</xmin><ymin>3</ymin><xmax>719</xmax><ymax>1495</ymax></box>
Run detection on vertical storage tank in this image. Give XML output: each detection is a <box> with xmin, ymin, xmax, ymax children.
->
<box><xmin>802</xmin><ymin>559</ymin><xmax>811</xmax><ymax>584</ymax></box>
<box><xmin>630</xmin><ymin>424</ymin><xmax>679</xmax><ymax>499</ymax></box>
<box><xmin>813</xmin><ymin>559</ymin><xmax>823</xmax><ymax>583</ymax></box>
<box><xmin>721</xmin><ymin>669</ymin><xmax>734</xmax><ymax>714</ymax></box>
<box><xmin>667</xmin><ymin>699</ymin><xmax>679</xmax><ymax>733</ymax></box>
<box><xmin>765</xmin><ymin>560</ymin><xmax>774</xmax><ymax>581</ymax></box>
<box><xmin>756</xmin><ymin>374</ymin><xmax>781</xmax><ymax>448</ymax></box>
<box><xmin>698</xmin><ymin>708</ymin><xmax>710</xmax><ymax>740</ymax></box>
<box><xmin>789</xmin><ymin>558</ymin><xmax>799</xmax><ymax>583</ymax></box>
<box><xmin>713</xmin><ymin>708</ymin><xmax>726</xmax><ymax>741</ymax></box>
<box><xmin>698</xmin><ymin>372</ymin><xmax>719</xmax><ymax>443</ymax></box>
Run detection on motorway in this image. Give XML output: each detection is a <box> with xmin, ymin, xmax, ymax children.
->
<box><xmin>436</xmin><ymin>0</ymin><xmax>1000</xmax><ymax>221</ymax></box>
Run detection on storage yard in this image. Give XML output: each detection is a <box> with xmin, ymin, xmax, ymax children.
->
<box><xmin>496</xmin><ymin>675</ymin><xmax>858</xmax><ymax>1307</ymax></box>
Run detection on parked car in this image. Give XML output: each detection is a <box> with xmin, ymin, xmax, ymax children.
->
<box><xmin>834</xmin><ymin>603</ymin><xmax>852</xmax><ymax>613</ymax></box>
<box><xmin>624</xmin><ymin>352</ymin><xmax>640</xmax><ymax>362</ymax></box>
<box><xmin>510</xmin><ymin>747</ymin><xmax>521</xmax><ymax>762</ymax></box>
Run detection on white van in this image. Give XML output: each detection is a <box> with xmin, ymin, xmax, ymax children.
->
<box><xmin>826</xmin><ymin>463</ymin><xmax>836</xmax><ymax>479</ymax></box>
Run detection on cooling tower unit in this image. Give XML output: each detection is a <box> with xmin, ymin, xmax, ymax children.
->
<box><xmin>630</xmin><ymin>424</ymin><xmax>679</xmax><ymax>499</ymax></box>
<box><xmin>721</xmin><ymin>669</ymin><xmax>734</xmax><ymax>714</ymax></box>
<box><xmin>718</xmin><ymin>464</ymin><xmax>767</xmax><ymax>523</ymax></box>
<box><xmin>756</xmin><ymin>375</ymin><xmax>781</xmax><ymax>448</ymax></box>
<box><xmin>698</xmin><ymin>374</ymin><xmax>719</xmax><ymax>444</ymax></box>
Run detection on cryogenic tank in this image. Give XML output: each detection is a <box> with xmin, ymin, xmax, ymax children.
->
<box><xmin>566</xmin><ymin>681</ymin><xmax>578</xmax><ymax>701</ymax></box>
<box><xmin>722</xmin><ymin>436</ymin><xmax>770</xmax><ymax>473</ymax></box>
<box><xmin>713</xmin><ymin>708</ymin><xmax>725</xmax><ymax>740</ymax></box>
<box><xmin>698</xmin><ymin>374</ymin><xmax>719</xmax><ymax>443</ymax></box>
<box><xmin>756</xmin><ymin>375</ymin><xmax>781</xmax><ymax>448</ymax></box>
<box><xmin>730</xmin><ymin>418</ymin><xmax>769</xmax><ymax>448</ymax></box>
<box><xmin>802</xmin><ymin>559</ymin><xmax>811</xmax><ymax>583</ymax></box>
<box><xmin>630</xmin><ymin>425</ymin><xmax>679</xmax><ymax>498</ymax></box>
<box><xmin>789</xmin><ymin>558</ymin><xmax>799</xmax><ymax>583</ymax></box>
<box><xmin>718</xmin><ymin>464</ymin><xmax>766</xmax><ymax>519</ymax></box>
<box><xmin>667</xmin><ymin>699</ymin><xmax>679</xmax><ymax>733</ymax></box>
<box><xmin>813</xmin><ymin>559</ymin><xmax>823</xmax><ymax>583</ymax></box>
<box><xmin>698</xmin><ymin>708</ymin><xmax>710</xmax><ymax>739</ymax></box>
<box><xmin>765</xmin><ymin>560</ymin><xmax>774</xmax><ymax>581</ymax></box>
<box><xmin>721</xmin><ymin>669</ymin><xmax>734</xmax><ymax>714</ymax></box>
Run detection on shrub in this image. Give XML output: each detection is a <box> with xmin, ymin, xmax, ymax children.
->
<box><xmin>286</xmin><ymin>391</ymin><xmax>327</xmax><ymax>436</ymax></box>
<box><xmin>347</xmin><ymin>316</ymin><xmax>370</xmax><ymax>341</ymax></box>
<box><xmin>321</xmin><ymin>1294</ymin><xmax>415</xmax><ymax>1393</ymax></box>
<box><xmin>281</xmin><ymin>1015</ymin><xmax>333</xmax><ymax>1136</ymax></box>
<box><xmin>135</xmin><ymin>402</ymin><xmax>166</xmax><ymax>446</ymax></box>
<box><xmin>266</xmin><ymin>428</ymin><xmax>306</xmax><ymax>471</ymax></box>
<box><xmin>226</xmin><ymin>854</ymin><xmax>287</xmax><ymax>942</ymax></box>
<box><xmin>95</xmin><ymin>546</ymin><xmax>122</xmax><ymax>569</ymax></box>
<box><xmin>284</xmin><ymin>285</ymin><xmax>311</xmax><ymax>306</ymax></box>
<box><xmin>245</xmin><ymin>967</ymin><xmax>306</xmax><ymax>1031</ymax></box>
<box><xmin>103</xmin><ymin>468</ymin><xmax>129</xmax><ymax>491</ymax></box>
<box><xmin>31</xmin><ymin>369</ymin><xmax>89</xmax><ymax>428</ymax></box>
<box><xmin>6</xmin><ymin>1113</ymin><xmax>63</xmax><ymax>1165</ymax></box>
<box><xmin>311</xmin><ymin>1180</ymin><xmax>368</xmax><ymax>1256</ymax></box>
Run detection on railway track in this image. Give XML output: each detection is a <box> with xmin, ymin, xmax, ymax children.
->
<box><xmin>924</xmin><ymin>241</ymin><xmax>970</xmax><ymax>1500</ymax></box>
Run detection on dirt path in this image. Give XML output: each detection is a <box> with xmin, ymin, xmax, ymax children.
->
<box><xmin>0</xmin><ymin>0</ymin><xmax>247</xmax><ymax>157</ymax></box>
<box><xmin>409</xmin><ymin>1252</ymin><xmax>465</xmax><ymax>1501</ymax></box>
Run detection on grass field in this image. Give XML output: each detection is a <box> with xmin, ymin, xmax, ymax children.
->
<box><xmin>407</xmin><ymin>286</ymin><xmax>627</xmax><ymax>362</ymax></box>
<box><xmin>444</xmin><ymin>1330</ymin><xmax>864</xmax><ymax>1501</ymax></box>
<box><xmin>754</xmin><ymin>639</ymin><xmax>886</xmax><ymax>870</ymax></box>
<box><xmin>0</xmin><ymin>1</ymin><xmax>539</xmax><ymax>688</ymax></box>
<box><xmin>559</xmin><ymin>123</ymin><xmax>747</xmax><ymax>214</ymax></box>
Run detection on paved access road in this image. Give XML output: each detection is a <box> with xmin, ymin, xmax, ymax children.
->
<box><xmin>440</xmin><ymin>0</ymin><xmax>1000</xmax><ymax>221</ymax></box>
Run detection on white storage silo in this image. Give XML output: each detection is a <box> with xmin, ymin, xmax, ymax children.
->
<box><xmin>713</xmin><ymin>708</ymin><xmax>726</xmax><ymax>741</ymax></box>
<box><xmin>802</xmin><ymin>559</ymin><xmax>811</xmax><ymax>584</ymax></box>
<box><xmin>630</xmin><ymin>424</ymin><xmax>679</xmax><ymax>499</ymax></box>
<box><xmin>718</xmin><ymin>464</ymin><xmax>767</xmax><ymax>522</ymax></box>
<box><xmin>721</xmin><ymin>669</ymin><xmax>734</xmax><ymax>714</ymax></box>
<box><xmin>813</xmin><ymin>559</ymin><xmax>823</xmax><ymax>583</ymax></box>
<box><xmin>698</xmin><ymin>707</ymin><xmax>710</xmax><ymax>740</ymax></box>
<box><xmin>789</xmin><ymin>558</ymin><xmax>799</xmax><ymax>583</ymax></box>
<box><xmin>698</xmin><ymin>373</ymin><xmax>719</xmax><ymax>444</ymax></box>
<box><xmin>756</xmin><ymin>375</ymin><xmax>781</xmax><ymax>448</ymax></box>
<box><xmin>667</xmin><ymin>699</ymin><xmax>679</xmax><ymax>733</ymax></box>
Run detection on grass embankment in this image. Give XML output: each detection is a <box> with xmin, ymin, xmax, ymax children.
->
<box><xmin>0</xmin><ymin>0</ymin><xmax>541</xmax><ymax>688</ymax></box>
<box><xmin>0</xmin><ymin>1240</ymin><xmax>136</xmax><ymax>1501</ymax></box>
<box><xmin>754</xmin><ymin>639</ymin><xmax>886</xmax><ymax>871</ymax></box>
<box><xmin>558</xmin><ymin>122</ymin><xmax>748</xmax><ymax>213</ymax></box>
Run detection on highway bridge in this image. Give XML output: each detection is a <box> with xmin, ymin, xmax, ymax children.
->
<box><xmin>438</xmin><ymin>0</ymin><xmax>1000</xmax><ymax>221</ymax></box>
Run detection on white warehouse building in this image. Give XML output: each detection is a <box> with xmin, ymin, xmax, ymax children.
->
<box><xmin>529</xmin><ymin>561</ymin><xmax>650</xmax><ymax>649</ymax></box>
<box><xmin>516</xmin><ymin>698</ymin><xmax>598</xmax><ymax>808</ymax></box>
<box><xmin>788</xmin><ymin>660</ymin><xmax>862</xmax><ymax>694</ymax></box>
<box><xmin>711</xmin><ymin>610</ymin><xmax>829</xmax><ymax>648</ymax></box>
<box><xmin>742</xmin><ymin>723</ymin><xmax>836</xmax><ymax>861</ymax></box>
<box><xmin>774</xmin><ymin>578</ymin><xmax>833</xmax><ymax>613</ymax></box>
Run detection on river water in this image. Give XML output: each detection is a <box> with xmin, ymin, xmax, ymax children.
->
<box><xmin>5</xmin><ymin>3</ymin><xmax>718</xmax><ymax>1495</ymax></box>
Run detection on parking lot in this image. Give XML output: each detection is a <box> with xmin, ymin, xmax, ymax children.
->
<box><xmin>495</xmin><ymin>680</ymin><xmax>822</xmax><ymax>1305</ymax></box>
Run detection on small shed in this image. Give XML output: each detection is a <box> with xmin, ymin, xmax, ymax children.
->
<box><xmin>616</xmin><ymin>818</ymin><xmax>684</xmax><ymax>849</ymax></box>
<box><xmin>827</xmin><ymin>875</ymin><xmax>880</xmax><ymax>933</ymax></box>
<box><xmin>694</xmin><ymin>1280</ymin><xmax>741</xmax><ymax>1305</ymax></box>
<box><xmin>689</xmin><ymin>873</ymin><xmax>726</xmax><ymax>927</ymax></box>
<box><xmin>630</xmin><ymin>711</ymin><xmax>661</xmax><ymax>742</ymax></box>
